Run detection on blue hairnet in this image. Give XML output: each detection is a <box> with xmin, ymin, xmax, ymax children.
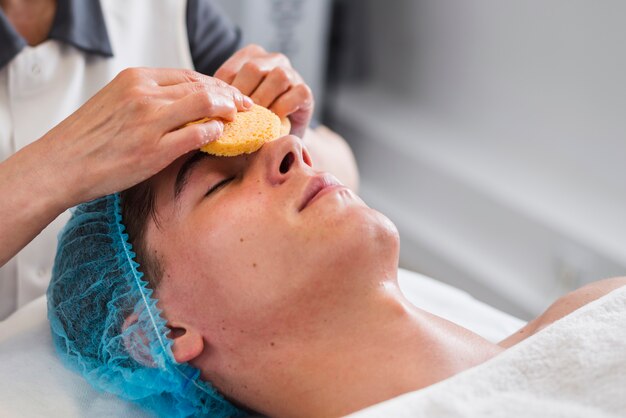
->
<box><xmin>47</xmin><ymin>193</ymin><xmax>245</xmax><ymax>417</ymax></box>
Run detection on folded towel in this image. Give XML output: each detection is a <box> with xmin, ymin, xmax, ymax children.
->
<box><xmin>348</xmin><ymin>285</ymin><xmax>626</xmax><ymax>418</ymax></box>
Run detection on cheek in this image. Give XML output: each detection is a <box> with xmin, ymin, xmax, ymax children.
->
<box><xmin>169</xmin><ymin>193</ymin><xmax>296</xmax><ymax>321</ymax></box>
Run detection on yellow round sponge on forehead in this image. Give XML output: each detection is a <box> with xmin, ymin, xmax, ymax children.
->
<box><xmin>187</xmin><ymin>104</ymin><xmax>290</xmax><ymax>157</ymax></box>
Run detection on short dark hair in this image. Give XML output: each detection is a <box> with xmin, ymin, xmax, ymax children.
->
<box><xmin>120</xmin><ymin>182</ymin><xmax>164</xmax><ymax>289</ymax></box>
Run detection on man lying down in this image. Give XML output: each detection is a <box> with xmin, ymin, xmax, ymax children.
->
<box><xmin>48</xmin><ymin>134</ymin><xmax>626</xmax><ymax>417</ymax></box>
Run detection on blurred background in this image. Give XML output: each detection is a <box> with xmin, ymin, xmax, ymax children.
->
<box><xmin>216</xmin><ymin>0</ymin><xmax>626</xmax><ymax>319</ymax></box>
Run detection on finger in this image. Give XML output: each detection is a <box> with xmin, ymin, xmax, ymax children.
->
<box><xmin>160</xmin><ymin>120</ymin><xmax>224</xmax><ymax>160</ymax></box>
<box><xmin>159</xmin><ymin>81</ymin><xmax>253</xmax><ymax>111</ymax></box>
<box><xmin>158</xmin><ymin>90</ymin><xmax>239</xmax><ymax>132</ymax></box>
<box><xmin>230</xmin><ymin>61</ymin><xmax>267</xmax><ymax>96</ymax></box>
<box><xmin>269</xmin><ymin>83</ymin><xmax>314</xmax><ymax>119</ymax></box>
<box><xmin>231</xmin><ymin>54</ymin><xmax>293</xmax><ymax>97</ymax></box>
<box><xmin>250</xmin><ymin>66</ymin><xmax>294</xmax><ymax>108</ymax></box>
<box><xmin>214</xmin><ymin>44</ymin><xmax>268</xmax><ymax>84</ymax></box>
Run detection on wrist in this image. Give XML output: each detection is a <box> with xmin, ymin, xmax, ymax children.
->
<box><xmin>9</xmin><ymin>137</ymin><xmax>74</xmax><ymax>217</ymax></box>
<box><xmin>0</xmin><ymin>138</ymin><xmax>75</xmax><ymax>266</ymax></box>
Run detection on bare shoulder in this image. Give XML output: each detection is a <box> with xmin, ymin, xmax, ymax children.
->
<box><xmin>499</xmin><ymin>277</ymin><xmax>626</xmax><ymax>348</ymax></box>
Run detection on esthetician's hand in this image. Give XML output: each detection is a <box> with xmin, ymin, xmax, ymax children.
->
<box><xmin>33</xmin><ymin>67</ymin><xmax>253</xmax><ymax>207</ymax></box>
<box><xmin>214</xmin><ymin>44</ymin><xmax>314</xmax><ymax>138</ymax></box>
<box><xmin>0</xmin><ymin>67</ymin><xmax>252</xmax><ymax>267</ymax></box>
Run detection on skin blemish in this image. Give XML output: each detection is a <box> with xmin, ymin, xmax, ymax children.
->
<box><xmin>240</xmin><ymin>237</ymin><xmax>244</xmax><ymax>242</ymax></box>
<box><xmin>270</xmin><ymin>342</ymin><xmax>275</xmax><ymax>347</ymax></box>
<box><xmin>222</xmin><ymin>327</ymin><xmax>226</xmax><ymax>331</ymax></box>
<box><xmin>252</xmin><ymin>263</ymin><xmax>257</xmax><ymax>268</ymax></box>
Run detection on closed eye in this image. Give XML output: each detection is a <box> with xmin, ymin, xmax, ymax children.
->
<box><xmin>205</xmin><ymin>176</ymin><xmax>236</xmax><ymax>197</ymax></box>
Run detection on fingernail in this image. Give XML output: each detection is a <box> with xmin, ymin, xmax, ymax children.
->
<box><xmin>243</xmin><ymin>96</ymin><xmax>254</xmax><ymax>108</ymax></box>
<box><xmin>201</xmin><ymin>120</ymin><xmax>224</xmax><ymax>145</ymax></box>
<box><xmin>211</xmin><ymin>120</ymin><xmax>224</xmax><ymax>135</ymax></box>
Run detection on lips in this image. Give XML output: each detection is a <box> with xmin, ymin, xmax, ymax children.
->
<box><xmin>298</xmin><ymin>173</ymin><xmax>343</xmax><ymax>212</ymax></box>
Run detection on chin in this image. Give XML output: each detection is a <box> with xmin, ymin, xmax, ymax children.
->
<box><xmin>321</xmin><ymin>203</ymin><xmax>400</xmax><ymax>273</ymax></box>
<box><xmin>299</xmin><ymin>188</ymin><xmax>399</xmax><ymax>269</ymax></box>
<box><xmin>355</xmin><ymin>206</ymin><xmax>399</xmax><ymax>250</ymax></box>
<box><xmin>316</xmin><ymin>189</ymin><xmax>399</xmax><ymax>244</ymax></box>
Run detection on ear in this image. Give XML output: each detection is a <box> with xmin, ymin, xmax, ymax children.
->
<box><xmin>166</xmin><ymin>321</ymin><xmax>205</xmax><ymax>364</ymax></box>
<box><xmin>122</xmin><ymin>314</ymin><xmax>205</xmax><ymax>365</ymax></box>
<box><xmin>122</xmin><ymin>313</ymin><xmax>157</xmax><ymax>367</ymax></box>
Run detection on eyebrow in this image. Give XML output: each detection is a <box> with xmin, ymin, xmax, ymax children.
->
<box><xmin>173</xmin><ymin>151</ymin><xmax>215</xmax><ymax>200</ymax></box>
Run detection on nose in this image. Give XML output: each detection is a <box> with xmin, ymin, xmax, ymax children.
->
<box><xmin>257</xmin><ymin>135</ymin><xmax>312</xmax><ymax>185</ymax></box>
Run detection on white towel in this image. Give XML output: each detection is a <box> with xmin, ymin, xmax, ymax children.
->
<box><xmin>348</xmin><ymin>285</ymin><xmax>626</xmax><ymax>418</ymax></box>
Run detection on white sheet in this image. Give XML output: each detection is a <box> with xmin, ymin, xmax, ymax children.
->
<box><xmin>0</xmin><ymin>268</ymin><xmax>524</xmax><ymax>417</ymax></box>
<box><xmin>348</xmin><ymin>285</ymin><xmax>626</xmax><ymax>418</ymax></box>
<box><xmin>397</xmin><ymin>269</ymin><xmax>523</xmax><ymax>342</ymax></box>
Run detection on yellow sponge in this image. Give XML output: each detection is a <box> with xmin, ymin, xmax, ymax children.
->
<box><xmin>187</xmin><ymin>104</ymin><xmax>290</xmax><ymax>157</ymax></box>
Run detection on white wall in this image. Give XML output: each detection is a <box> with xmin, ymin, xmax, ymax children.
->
<box><xmin>404</xmin><ymin>0</ymin><xmax>626</xmax><ymax>190</ymax></box>
<box><xmin>328</xmin><ymin>0</ymin><xmax>626</xmax><ymax>318</ymax></box>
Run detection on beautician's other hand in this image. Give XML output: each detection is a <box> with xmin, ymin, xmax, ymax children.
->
<box><xmin>36</xmin><ymin>67</ymin><xmax>252</xmax><ymax>207</ymax></box>
<box><xmin>214</xmin><ymin>44</ymin><xmax>313</xmax><ymax>138</ymax></box>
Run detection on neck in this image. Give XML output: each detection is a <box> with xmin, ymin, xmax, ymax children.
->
<box><xmin>1</xmin><ymin>0</ymin><xmax>56</xmax><ymax>46</ymax></box>
<box><xmin>243</xmin><ymin>279</ymin><xmax>504</xmax><ymax>417</ymax></box>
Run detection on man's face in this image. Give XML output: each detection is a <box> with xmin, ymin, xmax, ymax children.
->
<box><xmin>144</xmin><ymin>135</ymin><xmax>398</xmax><ymax>375</ymax></box>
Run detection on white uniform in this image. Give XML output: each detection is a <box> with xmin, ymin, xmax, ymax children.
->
<box><xmin>0</xmin><ymin>0</ymin><xmax>240</xmax><ymax>319</ymax></box>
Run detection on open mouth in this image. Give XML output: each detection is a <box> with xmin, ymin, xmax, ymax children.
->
<box><xmin>298</xmin><ymin>173</ymin><xmax>344</xmax><ymax>212</ymax></box>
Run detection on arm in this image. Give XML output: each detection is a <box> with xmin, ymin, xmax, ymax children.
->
<box><xmin>0</xmin><ymin>143</ymin><xmax>67</xmax><ymax>267</ymax></box>
<box><xmin>499</xmin><ymin>276</ymin><xmax>626</xmax><ymax>348</ymax></box>
<box><xmin>0</xmin><ymin>68</ymin><xmax>251</xmax><ymax>268</ymax></box>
